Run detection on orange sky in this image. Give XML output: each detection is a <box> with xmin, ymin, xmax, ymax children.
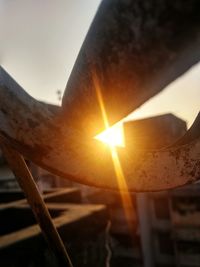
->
<box><xmin>1</xmin><ymin>0</ymin><xmax>199</xmax><ymax>128</ymax></box>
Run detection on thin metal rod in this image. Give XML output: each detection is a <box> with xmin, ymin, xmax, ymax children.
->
<box><xmin>1</xmin><ymin>142</ymin><xmax>73</xmax><ymax>267</ymax></box>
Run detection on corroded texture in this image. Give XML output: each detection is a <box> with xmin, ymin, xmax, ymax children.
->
<box><xmin>1</xmin><ymin>0</ymin><xmax>200</xmax><ymax>192</ymax></box>
<box><xmin>0</xmin><ymin>67</ymin><xmax>200</xmax><ymax>192</ymax></box>
<box><xmin>62</xmin><ymin>0</ymin><xmax>200</xmax><ymax>137</ymax></box>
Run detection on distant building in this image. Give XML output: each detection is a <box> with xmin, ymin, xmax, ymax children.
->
<box><xmin>139</xmin><ymin>183</ymin><xmax>200</xmax><ymax>267</ymax></box>
<box><xmin>124</xmin><ymin>113</ymin><xmax>186</xmax><ymax>149</ymax></box>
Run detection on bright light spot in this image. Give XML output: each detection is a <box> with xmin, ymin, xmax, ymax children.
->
<box><xmin>92</xmin><ymin>70</ymin><xmax>135</xmax><ymax>238</ymax></box>
<box><xmin>95</xmin><ymin>124</ymin><xmax>125</xmax><ymax>147</ymax></box>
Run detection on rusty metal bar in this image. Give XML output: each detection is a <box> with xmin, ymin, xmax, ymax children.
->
<box><xmin>62</xmin><ymin>0</ymin><xmax>200</xmax><ymax>137</ymax></box>
<box><xmin>0</xmin><ymin>72</ymin><xmax>200</xmax><ymax>192</ymax></box>
<box><xmin>1</xmin><ymin>0</ymin><xmax>200</xmax><ymax>192</ymax></box>
<box><xmin>0</xmin><ymin>142</ymin><xmax>73</xmax><ymax>267</ymax></box>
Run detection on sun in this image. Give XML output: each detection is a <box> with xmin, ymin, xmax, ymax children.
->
<box><xmin>95</xmin><ymin>123</ymin><xmax>125</xmax><ymax>147</ymax></box>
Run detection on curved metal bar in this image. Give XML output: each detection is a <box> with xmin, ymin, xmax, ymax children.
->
<box><xmin>62</xmin><ymin>0</ymin><xmax>200</xmax><ymax>137</ymax></box>
<box><xmin>0</xmin><ymin>67</ymin><xmax>199</xmax><ymax>192</ymax></box>
<box><xmin>1</xmin><ymin>1</ymin><xmax>200</xmax><ymax>192</ymax></box>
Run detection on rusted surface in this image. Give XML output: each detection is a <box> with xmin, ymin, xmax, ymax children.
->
<box><xmin>0</xmin><ymin>67</ymin><xmax>200</xmax><ymax>192</ymax></box>
<box><xmin>1</xmin><ymin>0</ymin><xmax>200</xmax><ymax>192</ymax></box>
<box><xmin>62</xmin><ymin>0</ymin><xmax>200</xmax><ymax>137</ymax></box>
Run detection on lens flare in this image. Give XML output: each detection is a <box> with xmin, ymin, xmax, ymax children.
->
<box><xmin>93</xmin><ymin>71</ymin><xmax>136</xmax><ymax>236</ymax></box>
<box><xmin>95</xmin><ymin>124</ymin><xmax>125</xmax><ymax>147</ymax></box>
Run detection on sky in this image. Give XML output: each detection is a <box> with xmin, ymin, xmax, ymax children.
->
<box><xmin>0</xmin><ymin>0</ymin><xmax>199</xmax><ymax>128</ymax></box>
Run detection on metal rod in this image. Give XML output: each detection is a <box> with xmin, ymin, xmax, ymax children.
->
<box><xmin>0</xmin><ymin>142</ymin><xmax>73</xmax><ymax>267</ymax></box>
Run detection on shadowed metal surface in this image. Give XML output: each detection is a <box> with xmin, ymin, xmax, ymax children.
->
<box><xmin>0</xmin><ymin>0</ymin><xmax>200</xmax><ymax>192</ymax></box>
<box><xmin>62</xmin><ymin>0</ymin><xmax>200</xmax><ymax>137</ymax></box>
<box><xmin>0</xmin><ymin>67</ymin><xmax>200</xmax><ymax>192</ymax></box>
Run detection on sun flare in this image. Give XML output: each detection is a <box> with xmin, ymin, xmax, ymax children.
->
<box><xmin>95</xmin><ymin>124</ymin><xmax>125</xmax><ymax>147</ymax></box>
<box><xmin>93</xmin><ymin>70</ymin><xmax>135</xmax><ymax>237</ymax></box>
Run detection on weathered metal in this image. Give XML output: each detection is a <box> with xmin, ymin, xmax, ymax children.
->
<box><xmin>0</xmin><ymin>142</ymin><xmax>73</xmax><ymax>267</ymax></box>
<box><xmin>0</xmin><ymin>0</ymin><xmax>200</xmax><ymax>192</ymax></box>
<box><xmin>62</xmin><ymin>0</ymin><xmax>200</xmax><ymax>137</ymax></box>
<box><xmin>0</xmin><ymin>67</ymin><xmax>200</xmax><ymax>192</ymax></box>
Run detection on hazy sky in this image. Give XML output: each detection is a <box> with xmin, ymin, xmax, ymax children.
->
<box><xmin>1</xmin><ymin>0</ymin><xmax>199</xmax><ymax>127</ymax></box>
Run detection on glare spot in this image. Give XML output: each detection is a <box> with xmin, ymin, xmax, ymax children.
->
<box><xmin>95</xmin><ymin>123</ymin><xmax>125</xmax><ymax>147</ymax></box>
